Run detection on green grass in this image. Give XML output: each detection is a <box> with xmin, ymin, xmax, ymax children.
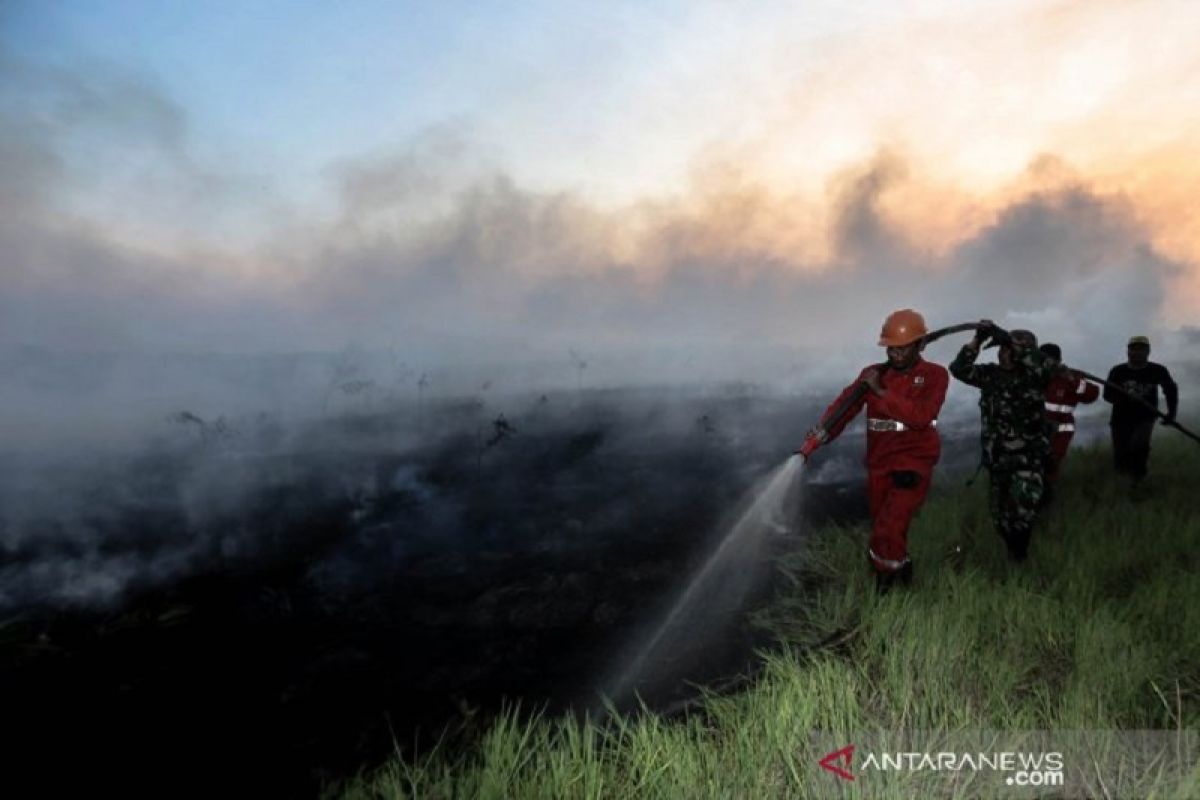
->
<box><xmin>331</xmin><ymin>433</ymin><xmax>1200</xmax><ymax>799</ymax></box>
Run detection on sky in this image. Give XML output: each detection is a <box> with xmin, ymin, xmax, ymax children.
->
<box><xmin>2</xmin><ymin>0</ymin><xmax>1199</xmax><ymax>366</ymax></box>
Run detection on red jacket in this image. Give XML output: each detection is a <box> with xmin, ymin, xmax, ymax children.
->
<box><xmin>1044</xmin><ymin>373</ymin><xmax>1099</xmax><ymax>433</ymax></box>
<box><xmin>821</xmin><ymin>357</ymin><xmax>949</xmax><ymax>471</ymax></box>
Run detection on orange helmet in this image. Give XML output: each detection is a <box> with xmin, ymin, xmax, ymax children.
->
<box><xmin>878</xmin><ymin>309</ymin><xmax>928</xmax><ymax>347</ymax></box>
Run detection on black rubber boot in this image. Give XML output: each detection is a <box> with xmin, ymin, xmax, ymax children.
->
<box><xmin>1005</xmin><ymin>527</ymin><xmax>1030</xmax><ymax>562</ymax></box>
<box><xmin>874</xmin><ymin>571</ymin><xmax>893</xmax><ymax>595</ymax></box>
<box><xmin>1038</xmin><ymin>483</ymin><xmax>1055</xmax><ymax>510</ymax></box>
<box><xmin>875</xmin><ymin>560</ymin><xmax>913</xmax><ymax>594</ymax></box>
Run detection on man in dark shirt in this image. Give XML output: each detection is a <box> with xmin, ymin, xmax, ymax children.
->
<box><xmin>1103</xmin><ymin>336</ymin><xmax>1179</xmax><ymax>481</ymax></box>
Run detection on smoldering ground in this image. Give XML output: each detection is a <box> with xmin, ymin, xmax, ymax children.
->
<box><xmin>0</xmin><ymin>383</ymin><xmax>884</xmax><ymax>794</ymax></box>
<box><xmin>0</xmin><ymin>368</ymin><xmax>1158</xmax><ymax>796</ymax></box>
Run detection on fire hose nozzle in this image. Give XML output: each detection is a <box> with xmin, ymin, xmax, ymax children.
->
<box><xmin>797</xmin><ymin>428</ymin><xmax>827</xmax><ymax>460</ymax></box>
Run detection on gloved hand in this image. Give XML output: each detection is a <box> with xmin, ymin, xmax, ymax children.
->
<box><xmin>973</xmin><ymin>319</ymin><xmax>994</xmax><ymax>337</ymax></box>
<box><xmin>968</xmin><ymin>321</ymin><xmax>990</xmax><ymax>349</ymax></box>
<box><xmin>977</xmin><ymin>319</ymin><xmax>1010</xmax><ymax>350</ymax></box>
<box><xmin>797</xmin><ymin>425</ymin><xmax>828</xmax><ymax>459</ymax></box>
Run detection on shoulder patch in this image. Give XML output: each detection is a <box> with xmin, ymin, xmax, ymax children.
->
<box><xmin>914</xmin><ymin>375</ymin><xmax>925</xmax><ymax>385</ymax></box>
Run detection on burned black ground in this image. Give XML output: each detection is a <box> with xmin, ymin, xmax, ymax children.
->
<box><xmin>0</xmin><ymin>387</ymin><xmax>974</xmax><ymax>795</ymax></box>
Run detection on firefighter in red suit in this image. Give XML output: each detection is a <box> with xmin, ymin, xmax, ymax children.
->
<box><xmin>806</xmin><ymin>309</ymin><xmax>949</xmax><ymax>592</ymax></box>
<box><xmin>1039</xmin><ymin>342</ymin><xmax>1099</xmax><ymax>487</ymax></box>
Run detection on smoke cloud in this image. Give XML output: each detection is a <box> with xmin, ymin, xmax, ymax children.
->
<box><xmin>0</xmin><ymin>47</ymin><xmax>1194</xmax><ymax>443</ymax></box>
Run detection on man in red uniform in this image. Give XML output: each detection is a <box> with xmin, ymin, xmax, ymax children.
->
<box><xmin>1040</xmin><ymin>343</ymin><xmax>1099</xmax><ymax>491</ymax></box>
<box><xmin>805</xmin><ymin>309</ymin><xmax>949</xmax><ymax>592</ymax></box>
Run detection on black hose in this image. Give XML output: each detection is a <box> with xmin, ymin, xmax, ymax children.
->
<box><xmin>814</xmin><ymin>321</ymin><xmax>989</xmax><ymax>430</ymax></box>
<box><xmin>921</xmin><ymin>322</ymin><xmax>993</xmax><ymax>345</ymax></box>
<box><xmin>945</xmin><ymin>327</ymin><xmax>1198</xmax><ymax>447</ymax></box>
<box><xmin>811</xmin><ymin>319</ymin><xmax>1198</xmax><ymax>451</ymax></box>
<box><xmin>1074</xmin><ymin>369</ymin><xmax>1200</xmax><ymax>446</ymax></box>
<box><xmin>940</xmin><ymin>326</ymin><xmax>1198</xmax><ymax>447</ymax></box>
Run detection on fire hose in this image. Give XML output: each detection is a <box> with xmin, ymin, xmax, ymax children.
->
<box><xmin>796</xmin><ymin>322</ymin><xmax>989</xmax><ymax>460</ymax></box>
<box><xmin>796</xmin><ymin>321</ymin><xmax>1199</xmax><ymax>459</ymax></box>
<box><xmin>1072</xmin><ymin>369</ymin><xmax>1200</xmax><ymax>445</ymax></box>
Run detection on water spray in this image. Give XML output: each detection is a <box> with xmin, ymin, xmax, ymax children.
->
<box><xmin>608</xmin><ymin>455</ymin><xmax>804</xmax><ymax>702</ymax></box>
<box><xmin>610</xmin><ymin>322</ymin><xmax>989</xmax><ymax>702</ymax></box>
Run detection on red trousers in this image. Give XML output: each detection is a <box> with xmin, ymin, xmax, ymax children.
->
<box><xmin>1046</xmin><ymin>431</ymin><xmax>1074</xmax><ymax>483</ymax></box>
<box><xmin>867</xmin><ymin>468</ymin><xmax>932</xmax><ymax>572</ymax></box>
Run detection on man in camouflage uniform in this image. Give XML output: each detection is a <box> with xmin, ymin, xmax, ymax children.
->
<box><xmin>950</xmin><ymin>320</ymin><xmax>1061</xmax><ymax>562</ymax></box>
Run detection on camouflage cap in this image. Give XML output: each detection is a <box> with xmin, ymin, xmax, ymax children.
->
<box><xmin>1128</xmin><ymin>335</ymin><xmax>1150</xmax><ymax>347</ymax></box>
